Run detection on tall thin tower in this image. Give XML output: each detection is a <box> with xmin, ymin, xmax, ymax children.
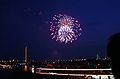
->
<box><xmin>25</xmin><ymin>46</ymin><xmax>28</xmax><ymax>63</ymax></box>
<box><xmin>24</xmin><ymin>46</ymin><xmax>28</xmax><ymax>72</ymax></box>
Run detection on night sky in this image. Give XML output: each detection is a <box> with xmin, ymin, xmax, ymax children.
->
<box><xmin>0</xmin><ymin>0</ymin><xmax>120</xmax><ymax>60</ymax></box>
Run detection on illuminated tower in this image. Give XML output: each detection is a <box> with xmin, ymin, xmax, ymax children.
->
<box><xmin>24</xmin><ymin>46</ymin><xmax>28</xmax><ymax>72</ymax></box>
<box><xmin>96</xmin><ymin>53</ymin><xmax>100</xmax><ymax>60</ymax></box>
<box><xmin>25</xmin><ymin>46</ymin><xmax>28</xmax><ymax>63</ymax></box>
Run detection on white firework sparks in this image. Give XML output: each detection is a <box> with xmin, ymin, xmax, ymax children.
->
<box><xmin>50</xmin><ymin>13</ymin><xmax>82</xmax><ymax>43</ymax></box>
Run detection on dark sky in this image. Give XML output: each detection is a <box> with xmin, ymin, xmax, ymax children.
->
<box><xmin>0</xmin><ymin>0</ymin><xmax>120</xmax><ymax>60</ymax></box>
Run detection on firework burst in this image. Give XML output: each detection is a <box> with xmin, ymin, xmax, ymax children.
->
<box><xmin>50</xmin><ymin>13</ymin><xmax>82</xmax><ymax>43</ymax></box>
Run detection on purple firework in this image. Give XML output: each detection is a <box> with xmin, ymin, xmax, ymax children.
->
<box><xmin>50</xmin><ymin>13</ymin><xmax>82</xmax><ymax>43</ymax></box>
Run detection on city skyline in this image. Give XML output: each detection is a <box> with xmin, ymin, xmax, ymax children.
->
<box><xmin>0</xmin><ymin>0</ymin><xmax>120</xmax><ymax>60</ymax></box>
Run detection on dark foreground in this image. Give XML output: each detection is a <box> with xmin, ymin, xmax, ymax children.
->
<box><xmin>0</xmin><ymin>69</ymin><xmax>34</xmax><ymax>79</ymax></box>
<box><xmin>0</xmin><ymin>69</ymin><xmax>85</xmax><ymax>79</ymax></box>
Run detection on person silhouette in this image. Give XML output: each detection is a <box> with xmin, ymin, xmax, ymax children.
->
<box><xmin>107</xmin><ymin>33</ymin><xmax>120</xmax><ymax>79</ymax></box>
